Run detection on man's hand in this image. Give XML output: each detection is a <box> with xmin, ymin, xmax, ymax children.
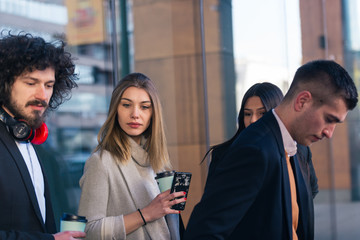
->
<box><xmin>53</xmin><ymin>231</ymin><xmax>86</xmax><ymax>239</ymax></box>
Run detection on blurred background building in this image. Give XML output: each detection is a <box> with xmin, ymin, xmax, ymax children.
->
<box><xmin>0</xmin><ymin>0</ymin><xmax>360</xmax><ymax>239</ymax></box>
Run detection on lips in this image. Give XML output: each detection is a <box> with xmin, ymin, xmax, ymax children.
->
<box><xmin>311</xmin><ymin>135</ymin><xmax>322</xmax><ymax>142</ymax></box>
<box><xmin>128</xmin><ymin>122</ymin><xmax>142</xmax><ymax>128</ymax></box>
<box><xmin>29</xmin><ymin>104</ymin><xmax>45</xmax><ymax>111</ymax></box>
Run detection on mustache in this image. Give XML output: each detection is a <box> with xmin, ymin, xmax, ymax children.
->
<box><xmin>26</xmin><ymin>100</ymin><xmax>48</xmax><ymax>108</ymax></box>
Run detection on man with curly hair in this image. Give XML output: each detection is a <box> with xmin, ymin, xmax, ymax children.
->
<box><xmin>0</xmin><ymin>32</ymin><xmax>86</xmax><ymax>239</ymax></box>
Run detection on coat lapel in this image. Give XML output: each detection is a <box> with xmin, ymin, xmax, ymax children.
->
<box><xmin>117</xmin><ymin>137</ymin><xmax>174</xmax><ymax>239</ymax></box>
<box><xmin>265</xmin><ymin>112</ymin><xmax>294</xmax><ymax>240</ymax></box>
<box><xmin>266</xmin><ymin>112</ymin><xmax>310</xmax><ymax>240</ymax></box>
<box><xmin>33</xmin><ymin>145</ymin><xmax>56</xmax><ymax>233</ymax></box>
<box><xmin>118</xmin><ymin>138</ymin><xmax>157</xmax><ymax>209</ymax></box>
<box><xmin>0</xmin><ymin>123</ymin><xmax>46</xmax><ymax>231</ymax></box>
<box><xmin>281</xmin><ymin>151</ymin><xmax>293</xmax><ymax>239</ymax></box>
<box><xmin>292</xmin><ymin>154</ymin><xmax>310</xmax><ymax>239</ymax></box>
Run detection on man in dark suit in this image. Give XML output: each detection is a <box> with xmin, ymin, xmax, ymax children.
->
<box><xmin>0</xmin><ymin>32</ymin><xmax>86</xmax><ymax>239</ymax></box>
<box><xmin>184</xmin><ymin>60</ymin><xmax>358</xmax><ymax>240</ymax></box>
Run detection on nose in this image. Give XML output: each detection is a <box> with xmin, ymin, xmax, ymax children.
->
<box><xmin>35</xmin><ymin>85</ymin><xmax>47</xmax><ymax>101</ymax></box>
<box><xmin>131</xmin><ymin>106</ymin><xmax>139</xmax><ymax>119</ymax></box>
<box><xmin>250</xmin><ymin>115</ymin><xmax>259</xmax><ymax>124</ymax></box>
<box><xmin>323</xmin><ymin>124</ymin><xmax>336</xmax><ymax>138</ymax></box>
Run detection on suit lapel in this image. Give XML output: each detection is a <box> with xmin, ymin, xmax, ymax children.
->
<box><xmin>0</xmin><ymin>123</ymin><xmax>46</xmax><ymax>231</ymax></box>
<box><xmin>264</xmin><ymin>112</ymin><xmax>294</xmax><ymax>240</ymax></box>
<box><xmin>33</xmin><ymin>145</ymin><xmax>56</xmax><ymax>233</ymax></box>
<box><xmin>281</xmin><ymin>149</ymin><xmax>294</xmax><ymax>239</ymax></box>
<box><xmin>265</xmin><ymin>112</ymin><xmax>310</xmax><ymax>239</ymax></box>
<box><xmin>292</xmin><ymin>154</ymin><xmax>310</xmax><ymax>239</ymax></box>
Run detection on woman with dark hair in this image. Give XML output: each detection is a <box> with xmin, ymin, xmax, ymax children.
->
<box><xmin>205</xmin><ymin>83</ymin><xmax>283</xmax><ymax>174</ymax></box>
<box><xmin>78</xmin><ymin>73</ymin><xmax>185</xmax><ymax>240</ymax></box>
<box><xmin>200</xmin><ymin>82</ymin><xmax>318</xmax><ymax>239</ymax></box>
<box><xmin>205</xmin><ymin>82</ymin><xmax>318</xmax><ymax>197</ymax></box>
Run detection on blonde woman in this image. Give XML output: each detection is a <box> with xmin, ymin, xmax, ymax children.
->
<box><xmin>78</xmin><ymin>73</ymin><xmax>185</xmax><ymax>240</ymax></box>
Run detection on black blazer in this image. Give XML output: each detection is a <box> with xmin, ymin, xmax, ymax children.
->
<box><xmin>297</xmin><ymin>144</ymin><xmax>318</xmax><ymax>240</ymax></box>
<box><xmin>184</xmin><ymin>111</ymin><xmax>311</xmax><ymax>240</ymax></box>
<box><xmin>206</xmin><ymin>133</ymin><xmax>318</xmax><ymax>240</ymax></box>
<box><xmin>0</xmin><ymin>122</ymin><xmax>56</xmax><ymax>240</ymax></box>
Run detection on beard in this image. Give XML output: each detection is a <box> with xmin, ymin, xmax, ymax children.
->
<box><xmin>4</xmin><ymin>98</ymin><xmax>48</xmax><ymax>129</ymax></box>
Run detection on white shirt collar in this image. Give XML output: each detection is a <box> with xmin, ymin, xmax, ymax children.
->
<box><xmin>272</xmin><ymin>109</ymin><xmax>297</xmax><ymax>156</ymax></box>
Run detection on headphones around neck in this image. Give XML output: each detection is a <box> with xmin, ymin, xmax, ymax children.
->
<box><xmin>0</xmin><ymin>106</ymin><xmax>48</xmax><ymax>144</ymax></box>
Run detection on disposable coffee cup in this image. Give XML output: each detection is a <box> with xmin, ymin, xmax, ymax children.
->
<box><xmin>60</xmin><ymin>213</ymin><xmax>87</xmax><ymax>232</ymax></box>
<box><xmin>155</xmin><ymin>170</ymin><xmax>175</xmax><ymax>192</ymax></box>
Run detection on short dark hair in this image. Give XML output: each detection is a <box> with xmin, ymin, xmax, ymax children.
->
<box><xmin>283</xmin><ymin>60</ymin><xmax>358</xmax><ymax>110</ymax></box>
<box><xmin>0</xmin><ymin>31</ymin><xmax>78</xmax><ymax>110</ymax></box>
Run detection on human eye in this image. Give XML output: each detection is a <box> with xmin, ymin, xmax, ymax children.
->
<box><xmin>120</xmin><ymin>101</ymin><xmax>131</xmax><ymax>108</ymax></box>
<box><xmin>324</xmin><ymin>114</ymin><xmax>339</xmax><ymax>124</ymax></box>
<box><xmin>256</xmin><ymin>112</ymin><xmax>265</xmax><ymax>118</ymax></box>
<box><xmin>325</xmin><ymin>117</ymin><xmax>336</xmax><ymax>124</ymax></box>
<box><xmin>46</xmin><ymin>83</ymin><xmax>54</xmax><ymax>89</ymax></box>
<box><xmin>141</xmin><ymin>105</ymin><xmax>151</xmax><ymax>110</ymax></box>
<box><xmin>244</xmin><ymin>111</ymin><xmax>251</xmax><ymax>117</ymax></box>
<box><xmin>25</xmin><ymin>81</ymin><xmax>35</xmax><ymax>86</ymax></box>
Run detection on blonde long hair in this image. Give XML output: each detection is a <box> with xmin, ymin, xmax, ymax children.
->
<box><xmin>95</xmin><ymin>73</ymin><xmax>170</xmax><ymax>172</ymax></box>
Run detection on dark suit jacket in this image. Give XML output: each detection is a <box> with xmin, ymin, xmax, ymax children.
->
<box><xmin>0</xmin><ymin>122</ymin><xmax>56</xmax><ymax>240</ymax></box>
<box><xmin>206</xmin><ymin>135</ymin><xmax>318</xmax><ymax>240</ymax></box>
<box><xmin>297</xmin><ymin>145</ymin><xmax>318</xmax><ymax>240</ymax></box>
<box><xmin>184</xmin><ymin>111</ymin><xmax>311</xmax><ymax>240</ymax></box>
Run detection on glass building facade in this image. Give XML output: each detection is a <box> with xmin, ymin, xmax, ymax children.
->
<box><xmin>1</xmin><ymin>0</ymin><xmax>360</xmax><ymax>239</ymax></box>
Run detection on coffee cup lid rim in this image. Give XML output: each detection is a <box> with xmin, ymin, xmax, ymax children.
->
<box><xmin>61</xmin><ymin>213</ymin><xmax>87</xmax><ymax>222</ymax></box>
<box><xmin>155</xmin><ymin>170</ymin><xmax>175</xmax><ymax>179</ymax></box>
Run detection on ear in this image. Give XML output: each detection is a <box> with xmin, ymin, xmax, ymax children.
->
<box><xmin>294</xmin><ymin>91</ymin><xmax>312</xmax><ymax>112</ymax></box>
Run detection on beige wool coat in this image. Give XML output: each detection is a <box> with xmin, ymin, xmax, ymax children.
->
<box><xmin>78</xmin><ymin>138</ymin><xmax>180</xmax><ymax>240</ymax></box>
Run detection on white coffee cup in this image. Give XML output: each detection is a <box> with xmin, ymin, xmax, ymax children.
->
<box><xmin>60</xmin><ymin>213</ymin><xmax>87</xmax><ymax>232</ymax></box>
<box><xmin>155</xmin><ymin>170</ymin><xmax>175</xmax><ymax>192</ymax></box>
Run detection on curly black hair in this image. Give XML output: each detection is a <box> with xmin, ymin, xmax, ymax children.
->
<box><xmin>0</xmin><ymin>31</ymin><xmax>78</xmax><ymax>110</ymax></box>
